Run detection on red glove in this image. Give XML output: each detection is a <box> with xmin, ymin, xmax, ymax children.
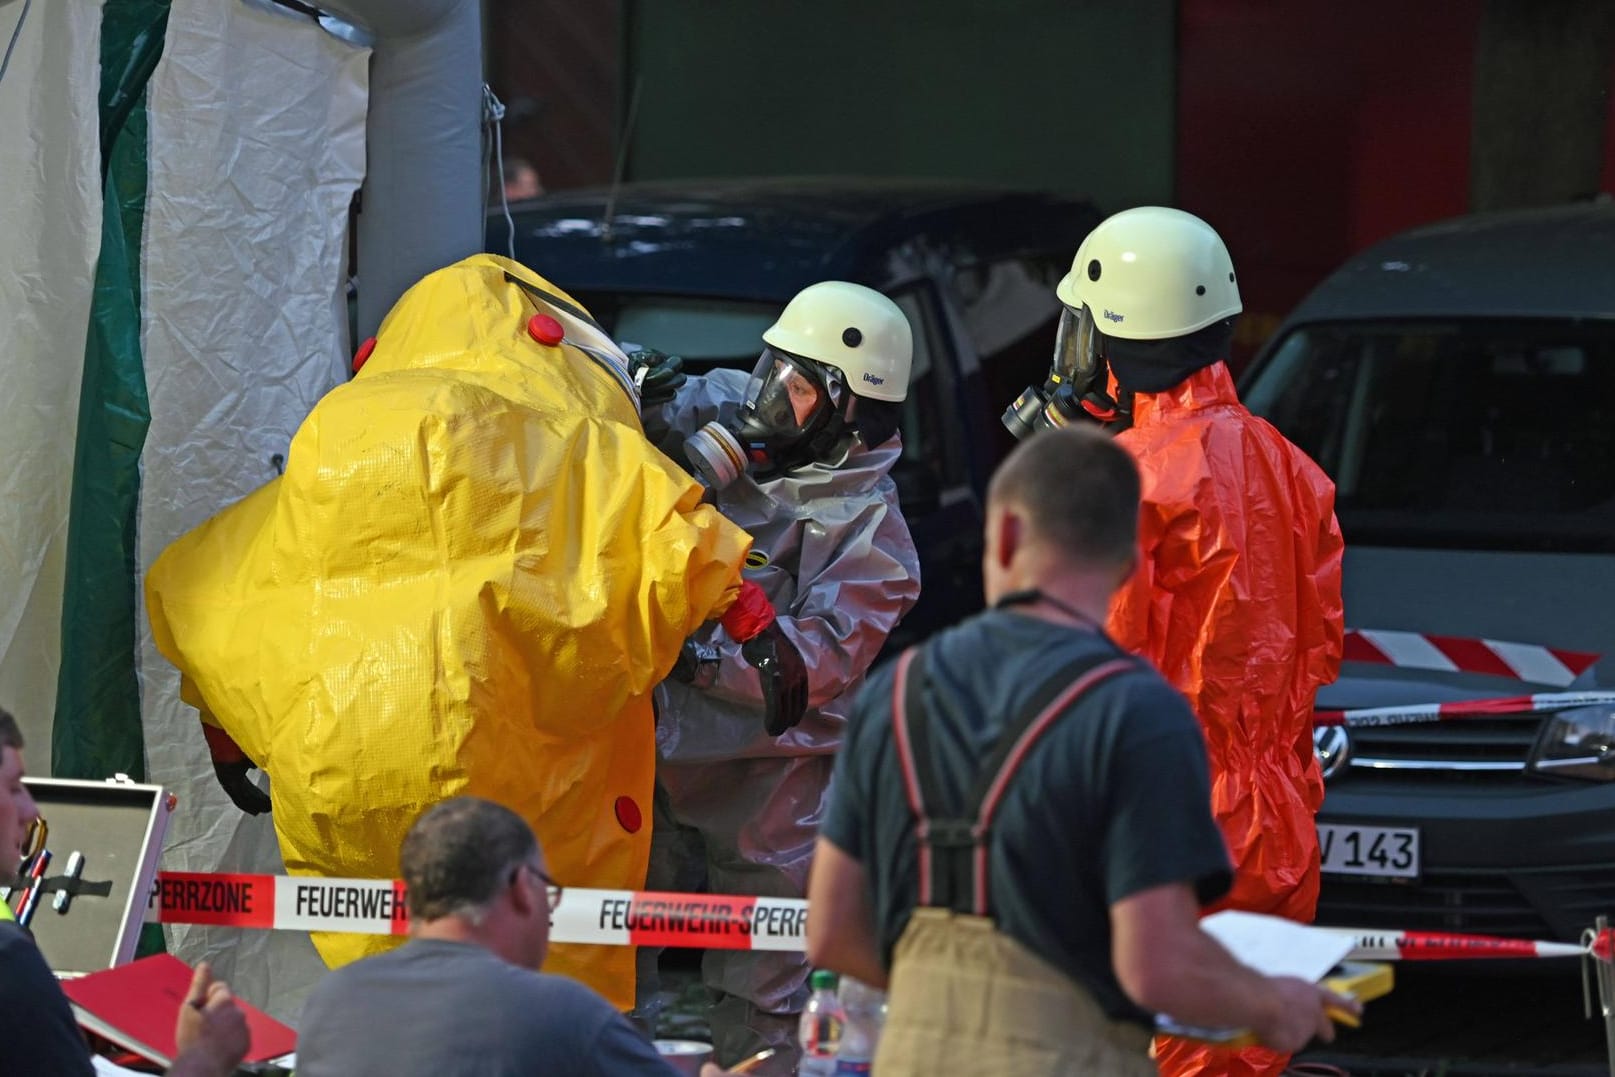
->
<box><xmin>719</xmin><ymin>580</ymin><xmax>808</xmax><ymax>736</ymax></box>
<box><xmin>719</xmin><ymin>578</ymin><xmax>775</xmax><ymax>643</ymax></box>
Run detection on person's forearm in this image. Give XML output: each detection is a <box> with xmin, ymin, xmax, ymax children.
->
<box><xmin>1128</xmin><ymin>927</ymin><xmax>1283</xmax><ymax>1031</ymax></box>
<box><xmin>804</xmin><ymin>844</ymin><xmax>889</xmax><ymax>991</ymax></box>
<box><xmin>804</xmin><ymin>900</ymin><xmax>887</xmax><ymax>988</ymax></box>
<box><xmin>805</xmin><ymin>928</ymin><xmax>888</xmax><ymax>991</ymax></box>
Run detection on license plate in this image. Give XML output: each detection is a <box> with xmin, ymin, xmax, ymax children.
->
<box><xmin>1318</xmin><ymin>823</ymin><xmax>1420</xmax><ymax>879</ymax></box>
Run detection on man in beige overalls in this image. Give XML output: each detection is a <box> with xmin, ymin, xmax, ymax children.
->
<box><xmin>806</xmin><ymin>425</ymin><xmax>1352</xmax><ymax>1076</ymax></box>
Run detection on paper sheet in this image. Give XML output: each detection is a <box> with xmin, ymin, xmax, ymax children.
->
<box><xmin>1200</xmin><ymin>909</ymin><xmax>1355</xmax><ymax>982</ymax></box>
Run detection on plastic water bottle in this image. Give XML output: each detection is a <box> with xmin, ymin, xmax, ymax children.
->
<box><xmin>832</xmin><ymin>976</ymin><xmax>886</xmax><ymax>1075</ymax></box>
<box><xmin>799</xmin><ymin>969</ymin><xmax>844</xmax><ymax>1076</ymax></box>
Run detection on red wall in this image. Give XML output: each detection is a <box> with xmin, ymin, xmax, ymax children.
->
<box><xmin>1177</xmin><ymin>1</ymin><xmax>1482</xmax><ymax>365</ymax></box>
<box><xmin>1605</xmin><ymin>53</ymin><xmax>1615</xmax><ymax>193</ymax></box>
<box><xmin>485</xmin><ymin>0</ymin><xmax>621</xmax><ymax>194</ymax></box>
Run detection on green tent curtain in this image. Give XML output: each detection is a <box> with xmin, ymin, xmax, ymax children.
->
<box><xmin>52</xmin><ymin>0</ymin><xmax>171</xmax><ymax>781</ymax></box>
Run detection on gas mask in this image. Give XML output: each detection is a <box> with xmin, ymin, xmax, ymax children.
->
<box><xmin>685</xmin><ymin>348</ymin><xmax>852</xmax><ymax>488</ymax></box>
<box><xmin>1001</xmin><ymin>303</ymin><xmax>1130</xmax><ymax>439</ymax></box>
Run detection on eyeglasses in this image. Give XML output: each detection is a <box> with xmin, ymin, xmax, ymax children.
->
<box><xmin>511</xmin><ymin>861</ymin><xmax>563</xmax><ymax>913</ymax></box>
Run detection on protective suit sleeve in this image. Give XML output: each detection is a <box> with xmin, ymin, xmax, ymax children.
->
<box><xmin>639</xmin><ymin>369</ymin><xmax>748</xmax><ymax>463</ymax></box>
<box><xmin>702</xmin><ymin>490</ymin><xmax>920</xmax><ymax>714</ymax></box>
<box><xmin>145</xmin><ymin>479</ymin><xmax>282</xmax><ymax>766</ymax></box>
<box><xmin>1107</xmin><ymin>493</ymin><xmax>1231</xmax><ymax>686</ymax></box>
<box><xmin>1302</xmin><ymin>489</ymin><xmax>1345</xmax><ymax>692</ymax></box>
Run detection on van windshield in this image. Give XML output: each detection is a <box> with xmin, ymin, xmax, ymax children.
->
<box><xmin>1243</xmin><ymin>319</ymin><xmax>1615</xmax><ymax>553</ymax></box>
<box><xmin>572</xmin><ymin>293</ymin><xmax>780</xmax><ymax>370</ymax></box>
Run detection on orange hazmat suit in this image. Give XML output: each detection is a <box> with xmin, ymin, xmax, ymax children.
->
<box><xmin>1106</xmin><ymin>361</ymin><xmax>1344</xmax><ymax>1077</ymax></box>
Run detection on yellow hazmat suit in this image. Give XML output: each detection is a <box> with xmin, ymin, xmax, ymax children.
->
<box><xmin>146</xmin><ymin>255</ymin><xmax>755</xmax><ymax>1008</ymax></box>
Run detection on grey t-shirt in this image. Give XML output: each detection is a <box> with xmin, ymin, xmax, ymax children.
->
<box><xmin>295</xmin><ymin>938</ymin><xmax>678</xmax><ymax>1076</ymax></box>
<box><xmin>822</xmin><ymin>609</ymin><xmax>1233</xmax><ymax>1028</ymax></box>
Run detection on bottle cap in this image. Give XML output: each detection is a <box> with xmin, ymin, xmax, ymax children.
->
<box><xmin>810</xmin><ymin>969</ymin><xmax>839</xmax><ymax>991</ymax></box>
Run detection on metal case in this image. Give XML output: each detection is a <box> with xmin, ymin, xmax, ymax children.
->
<box><xmin>18</xmin><ymin>775</ymin><xmax>174</xmax><ymax>976</ymax></box>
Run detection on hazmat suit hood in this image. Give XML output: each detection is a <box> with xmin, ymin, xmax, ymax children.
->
<box><xmin>146</xmin><ymin>255</ymin><xmax>756</xmax><ymax>1008</ymax></box>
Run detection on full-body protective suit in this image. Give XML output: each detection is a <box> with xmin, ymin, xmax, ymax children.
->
<box><xmin>1004</xmin><ymin>208</ymin><xmax>1344</xmax><ymax>1077</ymax></box>
<box><xmin>145</xmin><ymin>254</ymin><xmax>794</xmax><ymax>1010</ymax></box>
<box><xmin>634</xmin><ymin>282</ymin><xmax>922</xmax><ymax>1074</ymax></box>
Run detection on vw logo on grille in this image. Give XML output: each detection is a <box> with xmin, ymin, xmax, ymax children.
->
<box><xmin>1313</xmin><ymin>725</ymin><xmax>1352</xmax><ymax>781</ymax></box>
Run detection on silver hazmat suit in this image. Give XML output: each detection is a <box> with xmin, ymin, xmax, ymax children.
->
<box><xmin>644</xmin><ymin>367</ymin><xmax>921</xmax><ymax>1072</ymax></box>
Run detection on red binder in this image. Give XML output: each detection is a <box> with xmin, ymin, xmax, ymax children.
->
<box><xmin>60</xmin><ymin>953</ymin><xmax>296</xmax><ymax>1066</ymax></box>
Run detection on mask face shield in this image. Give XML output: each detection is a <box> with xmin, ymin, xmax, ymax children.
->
<box><xmin>1052</xmin><ymin>304</ymin><xmax>1102</xmax><ymax>390</ymax></box>
<box><xmin>1002</xmin><ymin>304</ymin><xmax>1128</xmax><ymax>440</ymax></box>
<box><xmin>743</xmin><ymin>347</ymin><xmax>841</xmax><ymax>441</ymax></box>
<box><xmin>688</xmin><ymin>348</ymin><xmax>849</xmax><ymax>487</ymax></box>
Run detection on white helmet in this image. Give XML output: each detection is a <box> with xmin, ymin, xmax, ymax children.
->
<box><xmin>761</xmin><ymin>281</ymin><xmax>911</xmax><ymax>402</ymax></box>
<box><xmin>682</xmin><ymin>281</ymin><xmax>913</xmax><ymax>486</ymax></box>
<box><xmin>1055</xmin><ymin>206</ymin><xmax>1241</xmax><ymax>341</ymax></box>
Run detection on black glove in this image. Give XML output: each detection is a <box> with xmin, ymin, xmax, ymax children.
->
<box><xmin>741</xmin><ymin>621</ymin><xmax>809</xmax><ymax>736</ymax></box>
<box><xmin>625</xmin><ymin>348</ymin><xmax>687</xmax><ymax>408</ymax></box>
<box><xmin>213</xmin><ymin>760</ymin><xmax>272</xmax><ymax>816</ymax></box>
<box><xmin>669</xmin><ymin>639</ymin><xmax>703</xmax><ymax>683</ymax></box>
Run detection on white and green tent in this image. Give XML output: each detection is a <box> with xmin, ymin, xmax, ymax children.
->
<box><xmin>0</xmin><ymin>0</ymin><xmax>481</xmax><ymax>1016</ymax></box>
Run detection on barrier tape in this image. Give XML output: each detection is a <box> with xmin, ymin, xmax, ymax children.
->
<box><xmin>147</xmin><ymin>873</ymin><xmax>1596</xmax><ymax>964</ymax></box>
<box><xmin>147</xmin><ymin>872</ymin><xmax>808</xmax><ymax>951</ymax></box>
<box><xmin>1337</xmin><ymin>928</ymin><xmax>1585</xmax><ymax>961</ymax></box>
<box><xmin>1343</xmin><ymin>629</ymin><xmax>1598</xmax><ymax>688</ymax></box>
<box><xmin>1314</xmin><ymin>690</ymin><xmax>1615</xmax><ymax>728</ymax></box>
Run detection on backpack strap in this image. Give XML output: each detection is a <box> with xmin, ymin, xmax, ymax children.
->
<box><xmin>890</xmin><ymin>639</ymin><xmax>1137</xmax><ymax>916</ymax></box>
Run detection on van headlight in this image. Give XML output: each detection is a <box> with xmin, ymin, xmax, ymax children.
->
<box><xmin>1527</xmin><ymin>705</ymin><xmax>1615</xmax><ymax>781</ymax></box>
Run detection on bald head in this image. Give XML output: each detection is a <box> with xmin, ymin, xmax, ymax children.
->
<box><xmin>987</xmin><ymin>425</ymin><xmax>1140</xmax><ymax>577</ymax></box>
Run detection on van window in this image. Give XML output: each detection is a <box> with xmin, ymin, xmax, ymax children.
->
<box><xmin>576</xmin><ymin>293</ymin><xmax>779</xmax><ymax>369</ymax></box>
<box><xmin>892</xmin><ymin>286</ymin><xmax>966</xmax><ymax>488</ymax></box>
<box><xmin>950</xmin><ymin>257</ymin><xmax>1067</xmax><ymax>463</ymax></box>
<box><xmin>1245</xmin><ymin>319</ymin><xmax>1615</xmax><ymax>552</ymax></box>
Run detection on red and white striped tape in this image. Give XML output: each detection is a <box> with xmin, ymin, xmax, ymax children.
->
<box><xmin>147</xmin><ymin>872</ymin><xmax>807</xmax><ymax>951</ymax></box>
<box><xmin>1314</xmin><ymin>690</ymin><xmax>1615</xmax><ymax>727</ymax></box>
<box><xmin>1337</xmin><ymin>928</ymin><xmax>1585</xmax><ymax>961</ymax></box>
<box><xmin>1343</xmin><ymin>629</ymin><xmax>1599</xmax><ymax>687</ymax></box>
<box><xmin>148</xmin><ymin>873</ymin><xmax>407</xmax><ymax>935</ymax></box>
<box><xmin>147</xmin><ymin>873</ymin><xmax>1596</xmax><ymax>964</ymax></box>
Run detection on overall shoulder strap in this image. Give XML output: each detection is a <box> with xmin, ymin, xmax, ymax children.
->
<box><xmin>959</xmin><ymin>652</ymin><xmax>1136</xmax><ymax>915</ymax></box>
<box><xmin>890</xmin><ymin>645</ymin><xmax>955</xmax><ymax>908</ymax></box>
<box><xmin>890</xmin><ymin>635</ymin><xmax>1139</xmax><ymax>915</ymax></box>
